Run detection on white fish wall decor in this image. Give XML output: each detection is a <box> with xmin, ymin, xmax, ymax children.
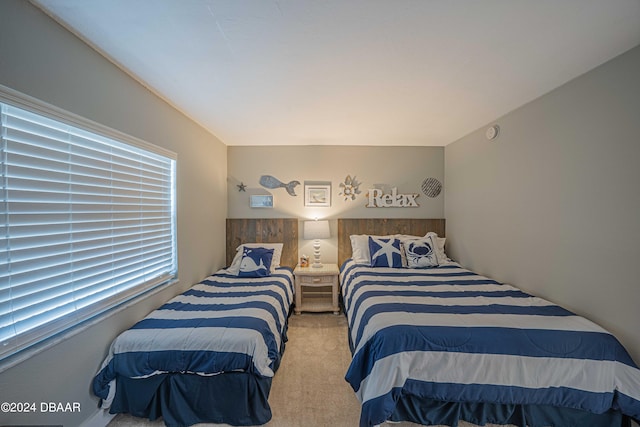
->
<box><xmin>259</xmin><ymin>175</ymin><xmax>300</xmax><ymax>196</ymax></box>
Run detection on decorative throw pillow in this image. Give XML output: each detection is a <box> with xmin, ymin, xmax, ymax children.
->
<box><xmin>239</xmin><ymin>243</ymin><xmax>283</xmax><ymax>269</ymax></box>
<box><xmin>351</xmin><ymin>234</ymin><xmax>399</xmax><ymax>265</ymax></box>
<box><xmin>397</xmin><ymin>232</ymin><xmax>450</xmax><ymax>265</ymax></box>
<box><xmin>238</xmin><ymin>247</ymin><xmax>274</xmax><ymax>278</ymax></box>
<box><xmin>368</xmin><ymin>236</ymin><xmax>403</xmax><ymax>268</ymax></box>
<box><xmin>226</xmin><ymin>243</ymin><xmax>283</xmax><ymax>274</ymax></box>
<box><xmin>403</xmin><ymin>236</ymin><xmax>439</xmax><ymax>268</ymax></box>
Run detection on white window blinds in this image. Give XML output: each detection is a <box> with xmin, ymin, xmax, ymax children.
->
<box><xmin>0</xmin><ymin>100</ymin><xmax>176</xmax><ymax>362</ymax></box>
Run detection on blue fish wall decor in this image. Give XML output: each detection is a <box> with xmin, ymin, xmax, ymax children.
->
<box><xmin>259</xmin><ymin>175</ymin><xmax>300</xmax><ymax>196</ymax></box>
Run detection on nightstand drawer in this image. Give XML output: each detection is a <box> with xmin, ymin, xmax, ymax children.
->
<box><xmin>298</xmin><ymin>275</ymin><xmax>334</xmax><ymax>285</ymax></box>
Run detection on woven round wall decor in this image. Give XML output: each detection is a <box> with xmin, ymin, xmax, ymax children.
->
<box><xmin>421</xmin><ymin>177</ymin><xmax>442</xmax><ymax>198</ymax></box>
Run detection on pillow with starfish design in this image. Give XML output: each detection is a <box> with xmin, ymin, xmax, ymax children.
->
<box><xmin>368</xmin><ymin>236</ymin><xmax>403</xmax><ymax>268</ymax></box>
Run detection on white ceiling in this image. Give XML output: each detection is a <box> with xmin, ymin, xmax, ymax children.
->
<box><xmin>33</xmin><ymin>0</ymin><xmax>640</xmax><ymax>146</ymax></box>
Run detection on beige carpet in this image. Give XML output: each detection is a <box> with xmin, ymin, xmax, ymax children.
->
<box><xmin>108</xmin><ymin>313</ymin><xmax>514</xmax><ymax>427</ymax></box>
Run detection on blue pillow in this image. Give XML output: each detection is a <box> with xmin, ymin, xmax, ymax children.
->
<box><xmin>238</xmin><ymin>247</ymin><xmax>273</xmax><ymax>277</ymax></box>
<box><xmin>403</xmin><ymin>236</ymin><xmax>439</xmax><ymax>268</ymax></box>
<box><xmin>368</xmin><ymin>236</ymin><xmax>403</xmax><ymax>268</ymax></box>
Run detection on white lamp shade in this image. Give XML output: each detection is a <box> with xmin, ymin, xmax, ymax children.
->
<box><xmin>303</xmin><ymin>220</ymin><xmax>330</xmax><ymax>240</ymax></box>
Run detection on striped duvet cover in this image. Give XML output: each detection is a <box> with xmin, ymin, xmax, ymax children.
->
<box><xmin>93</xmin><ymin>268</ymin><xmax>294</xmax><ymax>408</ymax></box>
<box><xmin>340</xmin><ymin>260</ymin><xmax>640</xmax><ymax>427</ymax></box>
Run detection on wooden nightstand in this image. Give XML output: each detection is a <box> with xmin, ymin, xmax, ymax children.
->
<box><xmin>293</xmin><ymin>263</ymin><xmax>340</xmax><ymax>315</ymax></box>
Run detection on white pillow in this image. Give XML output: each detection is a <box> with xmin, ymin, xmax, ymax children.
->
<box><xmin>429</xmin><ymin>233</ymin><xmax>450</xmax><ymax>264</ymax></box>
<box><xmin>349</xmin><ymin>235</ymin><xmax>371</xmax><ymax>265</ymax></box>
<box><xmin>226</xmin><ymin>243</ymin><xmax>284</xmax><ymax>275</ymax></box>
<box><xmin>435</xmin><ymin>236</ymin><xmax>449</xmax><ymax>262</ymax></box>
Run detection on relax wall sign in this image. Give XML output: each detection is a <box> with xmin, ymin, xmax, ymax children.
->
<box><xmin>366</xmin><ymin>188</ymin><xmax>419</xmax><ymax>208</ymax></box>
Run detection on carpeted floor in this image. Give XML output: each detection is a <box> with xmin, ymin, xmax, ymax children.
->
<box><xmin>107</xmin><ymin>313</ymin><xmax>512</xmax><ymax>427</ymax></box>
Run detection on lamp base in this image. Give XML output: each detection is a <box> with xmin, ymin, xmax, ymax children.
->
<box><xmin>312</xmin><ymin>239</ymin><xmax>322</xmax><ymax>268</ymax></box>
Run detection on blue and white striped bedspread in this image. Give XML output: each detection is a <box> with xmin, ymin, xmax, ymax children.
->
<box><xmin>93</xmin><ymin>268</ymin><xmax>294</xmax><ymax>408</ymax></box>
<box><xmin>340</xmin><ymin>260</ymin><xmax>640</xmax><ymax>427</ymax></box>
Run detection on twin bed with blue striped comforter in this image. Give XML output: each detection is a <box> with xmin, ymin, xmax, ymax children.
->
<box><xmin>340</xmin><ymin>260</ymin><xmax>640</xmax><ymax>427</ymax></box>
<box><xmin>92</xmin><ymin>268</ymin><xmax>294</xmax><ymax>426</ymax></box>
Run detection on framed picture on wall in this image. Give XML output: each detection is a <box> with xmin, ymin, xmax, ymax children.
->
<box><xmin>304</xmin><ymin>184</ymin><xmax>331</xmax><ymax>207</ymax></box>
<box><xmin>250</xmin><ymin>195</ymin><xmax>274</xmax><ymax>208</ymax></box>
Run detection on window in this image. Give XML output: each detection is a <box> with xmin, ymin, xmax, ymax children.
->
<box><xmin>0</xmin><ymin>89</ymin><xmax>177</xmax><ymax>362</ymax></box>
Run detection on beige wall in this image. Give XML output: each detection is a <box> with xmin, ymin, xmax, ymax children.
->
<box><xmin>0</xmin><ymin>1</ymin><xmax>227</xmax><ymax>426</ymax></box>
<box><xmin>445</xmin><ymin>45</ymin><xmax>640</xmax><ymax>361</ymax></box>
<box><xmin>228</xmin><ymin>145</ymin><xmax>444</xmax><ymax>263</ymax></box>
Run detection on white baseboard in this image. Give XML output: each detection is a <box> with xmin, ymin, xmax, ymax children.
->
<box><xmin>80</xmin><ymin>409</ymin><xmax>116</xmax><ymax>427</ymax></box>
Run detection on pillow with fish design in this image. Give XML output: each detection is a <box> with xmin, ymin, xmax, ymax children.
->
<box><xmin>226</xmin><ymin>243</ymin><xmax>284</xmax><ymax>275</ymax></box>
<box><xmin>238</xmin><ymin>247</ymin><xmax>274</xmax><ymax>278</ymax></box>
